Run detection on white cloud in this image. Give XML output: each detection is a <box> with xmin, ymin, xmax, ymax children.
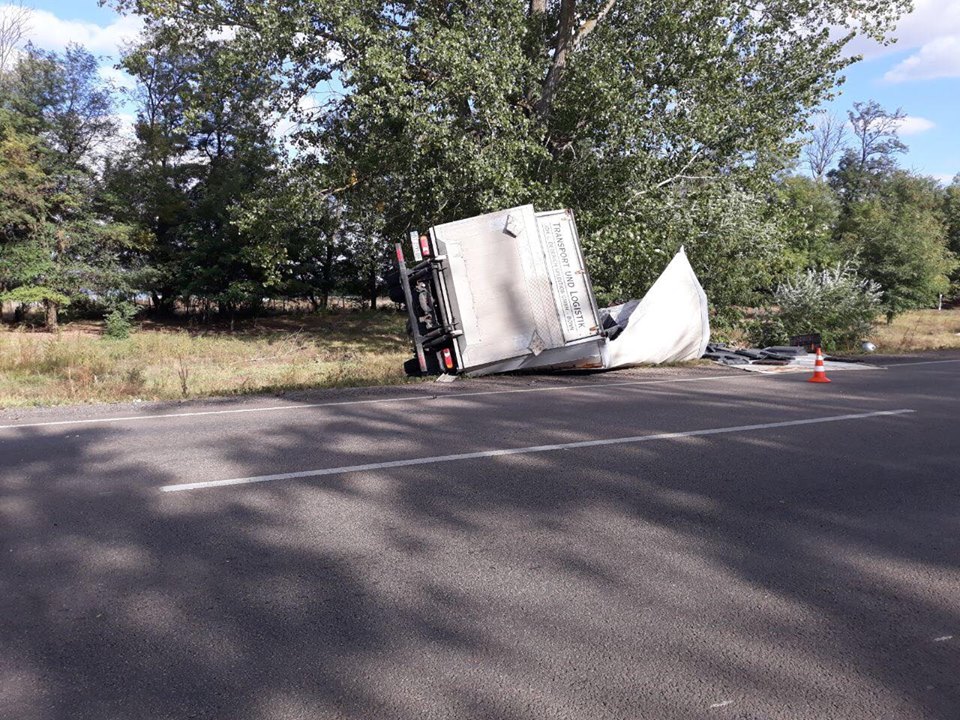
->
<box><xmin>841</xmin><ymin>0</ymin><xmax>960</xmax><ymax>83</ymax></box>
<box><xmin>932</xmin><ymin>172</ymin><xmax>958</xmax><ymax>184</ymax></box>
<box><xmin>114</xmin><ymin>112</ymin><xmax>137</xmax><ymax>139</ymax></box>
<box><xmin>98</xmin><ymin>64</ymin><xmax>137</xmax><ymax>92</ymax></box>
<box><xmin>884</xmin><ymin>34</ymin><xmax>960</xmax><ymax>81</ymax></box>
<box><xmin>0</xmin><ymin>5</ymin><xmax>142</xmax><ymax>55</ymax></box>
<box><xmin>894</xmin><ymin>115</ymin><xmax>936</xmax><ymax>134</ymax></box>
<box><xmin>845</xmin><ymin>0</ymin><xmax>960</xmax><ymax>60</ymax></box>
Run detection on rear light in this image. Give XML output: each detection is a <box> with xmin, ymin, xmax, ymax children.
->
<box><xmin>419</xmin><ymin>234</ymin><xmax>431</xmax><ymax>257</ymax></box>
<box><xmin>441</xmin><ymin>347</ymin><xmax>453</xmax><ymax>370</ymax></box>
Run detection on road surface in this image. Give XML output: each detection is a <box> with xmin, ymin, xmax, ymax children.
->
<box><xmin>1</xmin><ymin>354</ymin><xmax>959</xmax><ymax>719</ymax></box>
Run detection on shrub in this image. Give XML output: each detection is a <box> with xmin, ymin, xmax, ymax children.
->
<box><xmin>763</xmin><ymin>262</ymin><xmax>882</xmax><ymax>350</ymax></box>
<box><xmin>104</xmin><ymin>302</ymin><xmax>139</xmax><ymax>340</ymax></box>
<box><xmin>745</xmin><ymin>309</ymin><xmax>788</xmax><ymax>348</ymax></box>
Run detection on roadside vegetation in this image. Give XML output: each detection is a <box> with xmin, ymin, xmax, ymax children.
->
<box><xmin>2</xmin><ymin>1</ymin><xmax>959</xmax><ymax>407</ymax></box>
<box><xmin>0</xmin><ymin>312</ymin><xmax>409</xmax><ymax>408</ymax></box>
<box><xmin>868</xmin><ymin>308</ymin><xmax>960</xmax><ymax>353</ymax></box>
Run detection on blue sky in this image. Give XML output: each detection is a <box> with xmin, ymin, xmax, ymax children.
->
<box><xmin>7</xmin><ymin>0</ymin><xmax>960</xmax><ymax>182</ymax></box>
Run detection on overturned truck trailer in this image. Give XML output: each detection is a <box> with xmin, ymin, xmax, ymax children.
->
<box><xmin>391</xmin><ymin>205</ymin><xmax>710</xmax><ymax>377</ymax></box>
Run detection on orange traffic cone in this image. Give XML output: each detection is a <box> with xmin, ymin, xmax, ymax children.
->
<box><xmin>808</xmin><ymin>346</ymin><xmax>831</xmax><ymax>383</ymax></box>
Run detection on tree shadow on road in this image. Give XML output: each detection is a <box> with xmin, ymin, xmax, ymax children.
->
<box><xmin>2</xmin><ymin>369</ymin><xmax>958</xmax><ymax>719</ymax></box>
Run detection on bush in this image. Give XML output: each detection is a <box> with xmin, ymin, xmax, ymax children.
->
<box><xmin>757</xmin><ymin>262</ymin><xmax>881</xmax><ymax>351</ymax></box>
<box><xmin>745</xmin><ymin>309</ymin><xmax>789</xmax><ymax>348</ymax></box>
<box><xmin>104</xmin><ymin>302</ymin><xmax>139</xmax><ymax>340</ymax></box>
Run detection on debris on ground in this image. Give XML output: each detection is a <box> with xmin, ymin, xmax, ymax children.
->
<box><xmin>704</xmin><ymin>342</ymin><xmax>880</xmax><ymax>374</ymax></box>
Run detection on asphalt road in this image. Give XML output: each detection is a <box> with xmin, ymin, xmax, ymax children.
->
<box><xmin>1</xmin><ymin>354</ymin><xmax>959</xmax><ymax>720</ymax></box>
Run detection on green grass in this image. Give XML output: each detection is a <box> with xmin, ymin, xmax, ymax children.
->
<box><xmin>0</xmin><ymin>311</ymin><xmax>413</xmax><ymax>408</ymax></box>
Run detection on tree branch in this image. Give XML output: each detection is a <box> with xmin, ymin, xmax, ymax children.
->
<box><xmin>533</xmin><ymin>0</ymin><xmax>578</xmax><ymax>119</ymax></box>
<box><xmin>573</xmin><ymin>0</ymin><xmax>616</xmax><ymax>48</ymax></box>
<box><xmin>533</xmin><ymin>0</ymin><xmax>618</xmax><ymax>120</ymax></box>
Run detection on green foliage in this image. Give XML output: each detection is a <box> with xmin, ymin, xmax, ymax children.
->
<box><xmin>9</xmin><ymin>44</ymin><xmax>117</xmax><ymax>162</ymax></box>
<box><xmin>107</xmin><ymin>0</ymin><xmax>909</xmax><ymax>314</ymax></box>
<box><xmin>945</xmin><ymin>176</ymin><xmax>960</xmax><ymax>288</ymax></box>
<box><xmin>776</xmin><ymin>175</ymin><xmax>842</xmax><ymax>272</ymax></box>
<box><xmin>745</xmin><ymin>309</ymin><xmax>789</xmax><ymax>349</ymax></box>
<box><xmin>105</xmin><ymin>26</ymin><xmax>281</xmax><ymax>316</ymax></box>
<box><xmin>104</xmin><ymin>302</ymin><xmax>138</xmax><ymax>340</ymax></box>
<box><xmin>0</xmin><ymin>45</ymin><xmax>132</xmax><ymax>327</ymax></box>
<box><xmin>841</xmin><ymin>173</ymin><xmax>956</xmax><ymax>318</ymax></box>
<box><xmin>586</xmin><ymin>182</ymin><xmax>785</xmax><ymax>323</ymax></box>
<box><xmin>0</xmin><ymin>284</ymin><xmax>71</xmax><ymax>307</ymax></box>
<box><xmin>754</xmin><ymin>262</ymin><xmax>882</xmax><ymax>350</ymax></box>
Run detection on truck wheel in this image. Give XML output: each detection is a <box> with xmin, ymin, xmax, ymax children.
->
<box><xmin>385</xmin><ymin>269</ymin><xmax>405</xmax><ymax>304</ymax></box>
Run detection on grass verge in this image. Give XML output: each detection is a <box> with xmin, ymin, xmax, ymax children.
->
<box><xmin>0</xmin><ymin>311</ymin><xmax>412</xmax><ymax>408</ymax></box>
<box><xmin>868</xmin><ymin>308</ymin><xmax>960</xmax><ymax>353</ymax></box>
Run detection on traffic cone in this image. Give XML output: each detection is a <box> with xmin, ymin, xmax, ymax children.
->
<box><xmin>808</xmin><ymin>346</ymin><xmax>831</xmax><ymax>384</ymax></box>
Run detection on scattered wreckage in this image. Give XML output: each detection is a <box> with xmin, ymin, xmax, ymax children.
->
<box><xmin>390</xmin><ymin>205</ymin><xmax>710</xmax><ymax>377</ymax></box>
<box><xmin>703</xmin><ymin>343</ymin><xmax>878</xmax><ymax>374</ymax></box>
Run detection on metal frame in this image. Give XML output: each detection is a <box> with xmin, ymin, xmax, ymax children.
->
<box><xmin>395</xmin><ymin>236</ymin><xmax>462</xmax><ymax>375</ymax></box>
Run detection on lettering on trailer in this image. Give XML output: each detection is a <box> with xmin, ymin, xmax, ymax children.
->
<box><xmin>541</xmin><ymin>217</ymin><xmax>592</xmax><ymax>341</ymax></box>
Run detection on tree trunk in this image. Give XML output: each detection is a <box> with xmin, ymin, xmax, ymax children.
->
<box><xmin>321</xmin><ymin>240</ymin><xmax>335</xmax><ymax>310</ymax></box>
<box><xmin>368</xmin><ymin>268</ymin><xmax>378</xmax><ymax>311</ymax></box>
<box><xmin>44</xmin><ymin>299</ymin><xmax>58</xmax><ymax>329</ymax></box>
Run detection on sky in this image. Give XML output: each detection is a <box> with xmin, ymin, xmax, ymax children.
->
<box><xmin>4</xmin><ymin>0</ymin><xmax>960</xmax><ymax>182</ymax></box>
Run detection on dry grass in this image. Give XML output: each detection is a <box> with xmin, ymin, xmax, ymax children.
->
<box><xmin>0</xmin><ymin>311</ymin><xmax>413</xmax><ymax>408</ymax></box>
<box><xmin>868</xmin><ymin>308</ymin><xmax>960</xmax><ymax>353</ymax></box>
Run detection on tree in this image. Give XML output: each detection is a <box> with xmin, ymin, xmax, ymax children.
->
<box><xmin>10</xmin><ymin>44</ymin><xmax>118</xmax><ymax>164</ymax></box>
<box><xmin>0</xmin><ymin>1</ymin><xmax>29</xmax><ymax>77</ymax></box>
<box><xmin>0</xmin><ymin>45</ymin><xmax>131</xmax><ymax>327</ymax></box>
<box><xmin>944</xmin><ymin>175</ymin><xmax>960</xmax><ymax>290</ymax></box>
<box><xmin>110</xmin><ymin>24</ymin><xmax>281</xmax><ymax>320</ymax></box>
<box><xmin>110</xmin><ymin>0</ymin><xmax>909</xmax><ymax>316</ymax></box>
<box><xmin>804</xmin><ymin>112</ymin><xmax>847</xmax><ymax>180</ymax></box>
<box><xmin>0</xmin><ymin>117</ymin><xmax>52</xmax><ymax>316</ymax></box>
<box><xmin>776</xmin><ymin>175</ymin><xmax>842</xmax><ymax>272</ymax></box>
<box><xmin>830</xmin><ymin>101</ymin><xmax>907</xmax><ymax>207</ymax></box>
<box><xmin>231</xmin><ymin>159</ymin><xmax>349</xmax><ymax>311</ymax></box>
<box><xmin>841</xmin><ymin>173</ymin><xmax>956</xmax><ymax>319</ymax></box>
<box><xmin>848</xmin><ymin>100</ymin><xmax>907</xmax><ymax>174</ymax></box>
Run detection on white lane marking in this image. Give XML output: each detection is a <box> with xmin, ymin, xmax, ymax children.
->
<box><xmin>0</xmin><ymin>373</ymin><xmax>751</xmax><ymax>431</ymax></box>
<box><xmin>933</xmin><ymin>635</ymin><xmax>953</xmax><ymax>642</ymax></box>
<box><xmin>709</xmin><ymin>700</ymin><xmax>734</xmax><ymax>709</ymax></box>
<box><xmin>160</xmin><ymin>408</ymin><xmax>915</xmax><ymax>493</ymax></box>
<box><xmin>884</xmin><ymin>358</ymin><xmax>960</xmax><ymax>367</ymax></box>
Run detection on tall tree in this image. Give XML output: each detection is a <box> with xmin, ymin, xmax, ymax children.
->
<box><xmin>110</xmin><ymin>0</ymin><xmax>909</xmax><ymax>314</ymax></box>
<box><xmin>830</xmin><ymin>101</ymin><xmax>907</xmax><ymax>208</ymax></box>
<box><xmin>944</xmin><ymin>175</ymin><xmax>960</xmax><ymax>289</ymax></box>
<box><xmin>0</xmin><ymin>44</ymin><xmax>130</xmax><ymax>327</ymax></box>
<box><xmin>0</xmin><ymin>1</ymin><xmax>29</xmax><ymax>78</ymax></box>
<box><xmin>848</xmin><ymin>100</ymin><xmax>907</xmax><ymax>175</ymax></box>
<box><xmin>111</xmin><ymin>24</ymin><xmax>281</xmax><ymax>319</ymax></box>
<box><xmin>841</xmin><ymin>173</ymin><xmax>956</xmax><ymax>319</ymax></box>
<box><xmin>804</xmin><ymin>112</ymin><xmax>847</xmax><ymax>180</ymax></box>
<box><xmin>10</xmin><ymin>44</ymin><xmax>118</xmax><ymax>163</ymax></box>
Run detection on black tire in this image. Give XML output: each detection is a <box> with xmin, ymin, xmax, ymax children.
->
<box><xmin>385</xmin><ymin>269</ymin><xmax>405</xmax><ymax>304</ymax></box>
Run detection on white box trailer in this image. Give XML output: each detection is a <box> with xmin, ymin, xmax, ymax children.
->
<box><xmin>392</xmin><ymin>204</ymin><xmax>711</xmax><ymax>377</ymax></box>
<box><xmin>393</xmin><ymin>205</ymin><xmax>608</xmax><ymax>376</ymax></box>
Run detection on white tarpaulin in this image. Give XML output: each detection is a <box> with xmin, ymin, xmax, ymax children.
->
<box><xmin>600</xmin><ymin>247</ymin><xmax>710</xmax><ymax>368</ymax></box>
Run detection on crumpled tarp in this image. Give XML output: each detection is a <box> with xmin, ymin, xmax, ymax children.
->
<box><xmin>600</xmin><ymin>247</ymin><xmax>711</xmax><ymax>368</ymax></box>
